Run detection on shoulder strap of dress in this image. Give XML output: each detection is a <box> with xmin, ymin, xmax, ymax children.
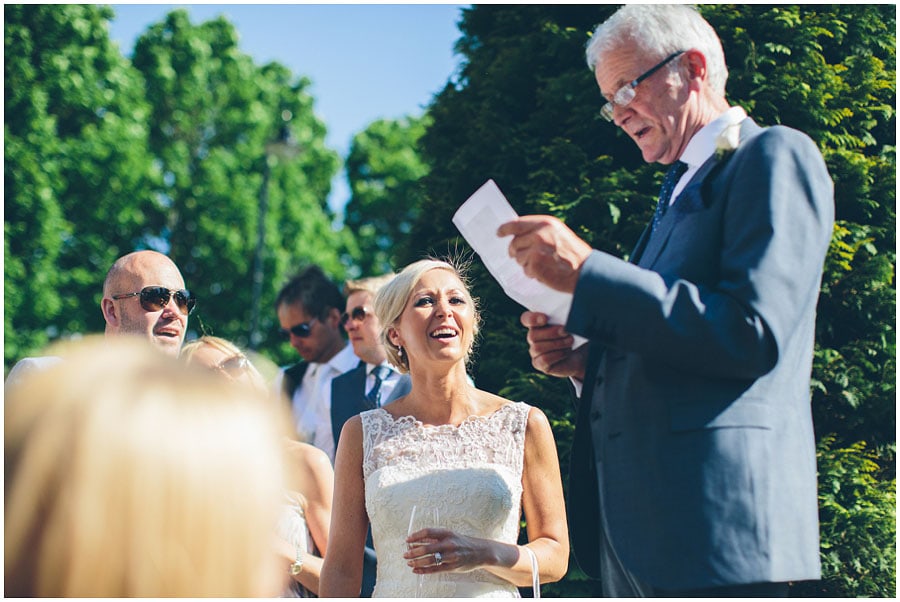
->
<box><xmin>514</xmin><ymin>401</ymin><xmax>532</xmax><ymax>431</ymax></box>
<box><xmin>360</xmin><ymin>409</ymin><xmax>385</xmax><ymax>480</ymax></box>
<box><xmin>514</xmin><ymin>402</ymin><xmax>532</xmax><ymax>478</ymax></box>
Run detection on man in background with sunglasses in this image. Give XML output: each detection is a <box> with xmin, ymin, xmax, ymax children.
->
<box><xmin>331</xmin><ymin>274</ymin><xmax>411</xmax><ymax>451</ymax></box>
<box><xmin>328</xmin><ymin>273</ymin><xmax>411</xmax><ymax>598</ymax></box>
<box><xmin>273</xmin><ymin>265</ymin><xmax>358</xmax><ymax>462</ymax></box>
<box><xmin>7</xmin><ymin>250</ymin><xmax>195</xmax><ymax>387</ymax></box>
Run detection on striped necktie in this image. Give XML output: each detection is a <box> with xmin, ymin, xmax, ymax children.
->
<box><xmin>365</xmin><ymin>365</ymin><xmax>389</xmax><ymax>408</ymax></box>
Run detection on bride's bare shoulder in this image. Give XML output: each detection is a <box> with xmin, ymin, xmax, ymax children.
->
<box><xmin>473</xmin><ymin>388</ymin><xmax>519</xmax><ymax>413</ymax></box>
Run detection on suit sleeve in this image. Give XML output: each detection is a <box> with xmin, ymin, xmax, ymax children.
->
<box><xmin>566</xmin><ymin>126</ymin><xmax>834</xmax><ymax>380</ymax></box>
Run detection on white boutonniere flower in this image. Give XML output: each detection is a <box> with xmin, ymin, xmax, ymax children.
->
<box><xmin>714</xmin><ymin>122</ymin><xmax>741</xmax><ymax>161</ymax></box>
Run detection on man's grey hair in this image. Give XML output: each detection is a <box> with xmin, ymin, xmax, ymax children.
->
<box><xmin>585</xmin><ymin>4</ymin><xmax>728</xmax><ymax>97</ymax></box>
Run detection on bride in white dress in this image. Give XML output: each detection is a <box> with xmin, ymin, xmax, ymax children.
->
<box><xmin>320</xmin><ymin>259</ymin><xmax>569</xmax><ymax>597</ymax></box>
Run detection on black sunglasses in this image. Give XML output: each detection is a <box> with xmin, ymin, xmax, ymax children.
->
<box><xmin>279</xmin><ymin>317</ymin><xmax>318</xmax><ymax>339</ymax></box>
<box><xmin>112</xmin><ymin>286</ymin><xmax>196</xmax><ymax>315</ymax></box>
<box><xmin>340</xmin><ymin>306</ymin><xmax>371</xmax><ymax>327</ymax></box>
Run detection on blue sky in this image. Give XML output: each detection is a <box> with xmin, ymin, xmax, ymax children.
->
<box><xmin>107</xmin><ymin>3</ymin><xmax>468</xmax><ymax>212</ymax></box>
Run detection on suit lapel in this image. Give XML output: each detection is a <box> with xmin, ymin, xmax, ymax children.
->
<box><xmin>351</xmin><ymin>361</ymin><xmax>367</xmax><ymax>404</ymax></box>
<box><xmin>330</xmin><ymin>361</ymin><xmax>366</xmax><ymax>413</ymax></box>
<box><xmin>629</xmin><ymin>224</ymin><xmax>652</xmax><ymax>265</ymax></box>
<box><xmin>330</xmin><ymin>361</ymin><xmax>367</xmax><ymax>449</ymax></box>
<box><xmin>635</xmin><ymin>118</ymin><xmax>760</xmax><ymax>269</ymax></box>
<box><xmin>637</xmin><ymin>156</ymin><xmax>718</xmax><ymax>267</ymax></box>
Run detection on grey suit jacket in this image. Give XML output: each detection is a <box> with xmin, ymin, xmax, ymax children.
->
<box><xmin>566</xmin><ymin>119</ymin><xmax>833</xmax><ymax>589</ymax></box>
<box><xmin>330</xmin><ymin>361</ymin><xmax>411</xmax><ymax>450</ymax></box>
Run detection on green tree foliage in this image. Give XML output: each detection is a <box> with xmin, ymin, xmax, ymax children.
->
<box><xmin>5</xmin><ymin>4</ymin><xmax>160</xmax><ymax>367</ymax></box>
<box><xmin>130</xmin><ymin>9</ymin><xmax>351</xmax><ymax>359</ymax></box>
<box><xmin>408</xmin><ymin>5</ymin><xmax>895</xmax><ymax>597</ymax></box>
<box><xmin>5</xmin><ymin>7</ymin><xmax>355</xmax><ymax>371</ymax></box>
<box><xmin>343</xmin><ymin>115</ymin><xmax>431</xmax><ymax>277</ymax></box>
<box><xmin>793</xmin><ymin>435</ymin><xmax>896</xmax><ymax>597</ymax></box>
<box><xmin>704</xmin><ymin>5</ymin><xmax>896</xmax><ymax>457</ymax></box>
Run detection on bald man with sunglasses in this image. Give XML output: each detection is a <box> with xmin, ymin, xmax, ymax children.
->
<box><xmin>101</xmin><ymin>250</ymin><xmax>196</xmax><ymax>356</ymax></box>
<box><xmin>7</xmin><ymin>250</ymin><xmax>196</xmax><ymax>387</ymax></box>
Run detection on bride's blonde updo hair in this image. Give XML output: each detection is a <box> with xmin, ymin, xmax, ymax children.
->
<box><xmin>374</xmin><ymin>258</ymin><xmax>480</xmax><ymax>374</ymax></box>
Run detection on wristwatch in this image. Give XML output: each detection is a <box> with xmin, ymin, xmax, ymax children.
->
<box><xmin>289</xmin><ymin>546</ymin><xmax>304</xmax><ymax>576</ymax></box>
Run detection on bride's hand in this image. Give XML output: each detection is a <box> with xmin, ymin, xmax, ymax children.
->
<box><xmin>404</xmin><ymin>528</ymin><xmax>489</xmax><ymax>574</ymax></box>
<box><xmin>521</xmin><ymin>311</ymin><xmax>587</xmax><ymax>380</ymax></box>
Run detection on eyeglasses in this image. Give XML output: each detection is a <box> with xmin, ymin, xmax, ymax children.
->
<box><xmin>112</xmin><ymin>286</ymin><xmax>196</xmax><ymax>315</ymax></box>
<box><xmin>600</xmin><ymin>51</ymin><xmax>685</xmax><ymax>122</ymax></box>
<box><xmin>340</xmin><ymin>306</ymin><xmax>371</xmax><ymax>327</ymax></box>
<box><xmin>215</xmin><ymin>355</ymin><xmax>250</xmax><ymax>378</ymax></box>
<box><xmin>279</xmin><ymin>317</ymin><xmax>318</xmax><ymax>340</ymax></box>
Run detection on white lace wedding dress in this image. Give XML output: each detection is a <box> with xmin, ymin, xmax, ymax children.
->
<box><xmin>361</xmin><ymin>401</ymin><xmax>531</xmax><ymax>598</ymax></box>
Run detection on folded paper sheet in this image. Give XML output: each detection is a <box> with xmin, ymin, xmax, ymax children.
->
<box><xmin>453</xmin><ymin>179</ymin><xmax>587</xmax><ymax>348</ymax></box>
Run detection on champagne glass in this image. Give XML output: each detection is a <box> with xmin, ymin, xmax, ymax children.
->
<box><xmin>407</xmin><ymin>504</ymin><xmax>440</xmax><ymax>597</ymax></box>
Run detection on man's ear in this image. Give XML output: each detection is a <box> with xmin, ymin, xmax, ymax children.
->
<box><xmin>684</xmin><ymin>49</ymin><xmax>707</xmax><ymax>87</ymax></box>
<box><xmin>101</xmin><ymin>298</ymin><xmax>119</xmax><ymax>327</ymax></box>
<box><xmin>324</xmin><ymin>306</ymin><xmax>342</xmax><ymax>329</ymax></box>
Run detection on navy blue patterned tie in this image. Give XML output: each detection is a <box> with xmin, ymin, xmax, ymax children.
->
<box><xmin>651</xmin><ymin>161</ymin><xmax>688</xmax><ymax>234</ymax></box>
<box><xmin>365</xmin><ymin>365</ymin><xmax>389</xmax><ymax>408</ymax></box>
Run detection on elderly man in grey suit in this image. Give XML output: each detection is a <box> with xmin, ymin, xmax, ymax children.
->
<box><xmin>498</xmin><ymin>5</ymin><xmax>832</xmax><ymax>597</ymax></box>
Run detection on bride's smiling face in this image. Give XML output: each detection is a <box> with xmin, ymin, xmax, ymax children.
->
<box><xmin>389</xmin><ymin>268</ymin><xmax>475</xmax><ymax>370</ymax></box>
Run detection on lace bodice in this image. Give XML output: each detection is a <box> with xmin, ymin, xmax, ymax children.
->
<box><xmin>362</xmin><ymin>402</ymin><xmax>531</xmax><ymax>598</ymax></box>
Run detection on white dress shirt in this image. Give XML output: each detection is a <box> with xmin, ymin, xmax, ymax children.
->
<box><xmin>283</xmin><ymin>343</ymin><xmax>358</xmax><ymax>462</ymax></box>
<box><xmin>670</xmin><ymin>105</ymin><xmax>748</xmax><ymax>204</ymax></box>
<box><xmin>311</xmin><ymin>344</ymin><xmax>359</xmax><ymax>461</ymax></box>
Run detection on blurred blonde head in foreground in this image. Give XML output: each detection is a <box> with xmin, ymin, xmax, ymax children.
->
<box><xmin>4</xmin><ymin>336</ymin><xmax>289</xmax><ymax>597</ymax></box>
